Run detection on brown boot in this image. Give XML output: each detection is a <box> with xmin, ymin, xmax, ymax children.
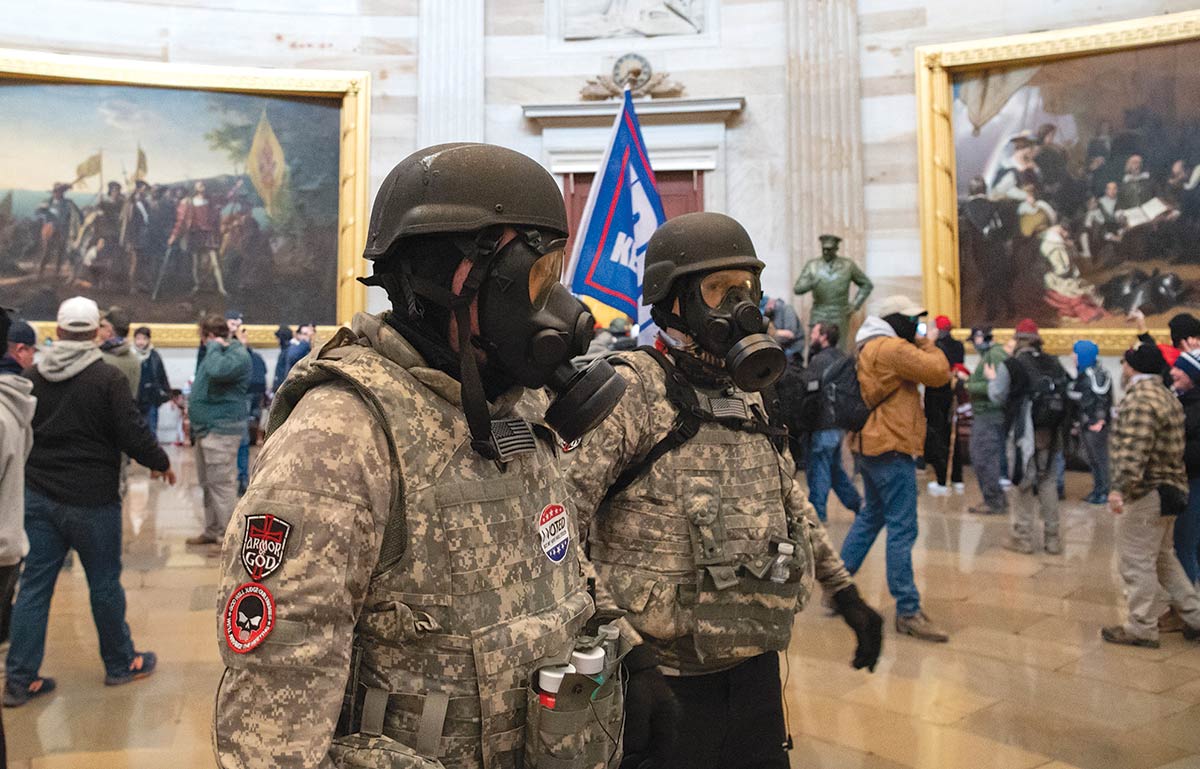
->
<box><xmin>896</xmin><ymin>611</ymin><xmax>950</xmax><ymax>643</ymax></box>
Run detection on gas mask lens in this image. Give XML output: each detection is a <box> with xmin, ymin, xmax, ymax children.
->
<box><xmin>700</xmin><ymin>270</ymin><xmax>758</xmax><ymax>309</ymax></box>
<box><xmin>528</xmin><ymin>241</ymin><xmax>566</xmax><ymax>309</ymax></box>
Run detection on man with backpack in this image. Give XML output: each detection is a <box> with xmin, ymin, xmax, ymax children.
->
<box><xmin>841</xmin><ymin>295</ymin><xmax>951</xmax><ymax>643</ymax></box>
<box><xmin>804</xmin><ymin>322</ymin><xmax>863</xmax><ymax>522</ymax></box>
<box><xmin>965</xmin><ymin>327</ymin><xmax>1010</xmax><ymax>515</ymax></box>
<box><xmin>987</xmin><ymin>318</ymin><xmax>1070</xmax><ymax>555</ymax></box>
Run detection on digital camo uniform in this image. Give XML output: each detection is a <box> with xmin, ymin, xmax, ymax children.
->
<box><xmin>213</xmin><ymin>313</ymin><xmax>621</xmax><ymax>769</ymax></box>
<box><xmin>567</xmin><ymin>348</ymin><xmax>853</xmax><ymax>674</ymax></box>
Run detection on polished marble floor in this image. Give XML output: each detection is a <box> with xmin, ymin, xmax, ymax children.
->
<box><xmin>5</xmin><ymin>446</ymin><xmax>1200</xmax><ymax>768</ymax></box>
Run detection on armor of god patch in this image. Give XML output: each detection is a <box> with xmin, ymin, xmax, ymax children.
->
<box><xmin>224</xmin><ymin>582</ymin><xmax>276</xmax><ymax>654</ymax></box>
<box><xmin>240</xmin><ymin>514</ymin><xmax>292</xmax><ymax>581</ymax></box>
<box><xmin>538</xmin><ymin>503</ymin><xmax>570</xmax><ymax>563</ymax></box>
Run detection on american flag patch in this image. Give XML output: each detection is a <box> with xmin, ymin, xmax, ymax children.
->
<box><xmin>707</xmin><ymin>396</ymin><xmax>749</xmax><ymax>421</ymax></box>
<box><xmin>491</xmin><ymin>418</ymin><xmax>538</xmax><ymax>461</ymax></box>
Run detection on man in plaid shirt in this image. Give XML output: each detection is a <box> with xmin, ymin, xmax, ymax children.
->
<box><xmin>1104</xmin><ymin>340</ymin><xmax>1200</xmax><ymax>647</ymax></box>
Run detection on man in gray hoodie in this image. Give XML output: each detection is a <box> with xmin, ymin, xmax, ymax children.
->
<box><xmin>0</xmin><ymin>305</ymin><xmax>35</xmax><ymax>758</ymax></box>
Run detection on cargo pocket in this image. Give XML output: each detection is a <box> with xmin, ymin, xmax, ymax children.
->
<box><xmin>604</xmin><ymin>568</ymin><xmax>688</xmax><ymax>641</ymax></box>
<box><xmin>330</xmin><ymin>733</ymin><xmax>447</xmax><ymax>768</ymax></box>
<box><xmin>524</xmin><ymin>670</ymin><xmax>624</xmax><ymax>769</ymax></box>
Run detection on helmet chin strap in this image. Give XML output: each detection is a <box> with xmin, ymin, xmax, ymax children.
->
<box><xmin>389</xmin><ymin>232</ymin><xmax>509</xmax><ymax>463</ymax></box>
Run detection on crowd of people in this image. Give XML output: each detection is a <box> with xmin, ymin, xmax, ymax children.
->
<box><xmin>1</xmin><ymin>140</ymin><xmax>1200</xmax><ymax>769</ymax></box>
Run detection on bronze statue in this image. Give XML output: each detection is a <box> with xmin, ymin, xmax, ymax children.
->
<box><xmin>793</xmin><ymin>234</ymin><xmax>873</xmax><ymax>349</ymax></box>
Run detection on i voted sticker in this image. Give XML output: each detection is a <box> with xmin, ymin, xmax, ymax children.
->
<box><xmin>538</xmin><ymin>504</ymin><xmax>570</xmax><ymax>563</ymax></box>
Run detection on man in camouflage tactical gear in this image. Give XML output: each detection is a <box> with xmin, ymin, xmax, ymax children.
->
<box><xmin>213</xmin><ymin>143</ymin><xmax>635</xmax><ymax>769</ymax></box>
<box><xmin>568</xmin><ymin>212</ymin><xmax>883</xmax><ymax>769</ymax></box>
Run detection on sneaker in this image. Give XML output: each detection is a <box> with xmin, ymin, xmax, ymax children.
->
<box><xmin>185</xmin><ymin>534</ymin><xmax>218</xmax><ymax>546</ymax></box>
<box><xmin>999</xmin><ymin>478</ymin><xmax>1013</xmax><ymax>490</ymax></box>
<box><xmin>1002</xmin><ymin>537</ymin><xmax>1034</xmax><ymax>555</ymax></box>
<box><xmin>953</xmin><ymin>482</ymin><xmax>965</xmax><ymax>494</ymax></box>
<box><xmin>105</xmin><ymin>651</ymin><xmax>157</xmax><ymax>686</ymax></box>
<box><xmin>1101</xmin><ymin>625</ymin><xmax>1159</xmax><ymax>648</ymax></box>
<box><xmin>927</xmin><ymin>482</ymin><xmax>950</xmax><ymax>497</ymax></box>
<box><xmin>1158</xmin><ymin>607</ymin><xmax>1183</xmax><ymax>633</ymax></box>
<box><xmin>1185</xmin><ymin>623</ymin><xmax>1200</xmax><ymax>642</ymax></box>
<box><xmin>2</xmin><ymin>676</ymin><xmax>56</xmax><ymax>708</ymax></box>
<box><xmin>1044</xmin><ymin>534</ymin><xmax>1062</xmax><ymax>555</ymax></box>
<box><xmin>895</xmin><ymin>611</ymin><xmax>950</xmax><ymax>643</ymax></box>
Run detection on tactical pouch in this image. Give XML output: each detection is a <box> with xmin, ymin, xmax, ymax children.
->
<box><xmin>523</xmin><ymin>640</ymin><xmax>628</xmax><ymax>769</ymax></box>
<box><xmin>330</xmin><ymin>732</ymin><xmax>447</xmax><ymax>768</ymax></box>
<box><xmin>684</xmin><ymin>477</ymin><xmax>812</xmax><ymax>662</ymax></box>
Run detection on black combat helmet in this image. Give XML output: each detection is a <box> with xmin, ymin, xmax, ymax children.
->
<box><xmin>642</xmin><ymin>212</ymin><xmax>765</xmax><ymax>305</ymax></box>
<box><xmin>363</xmin><ymin>143</ymin><xmax>569</xmax><ymax>259</ymax></box>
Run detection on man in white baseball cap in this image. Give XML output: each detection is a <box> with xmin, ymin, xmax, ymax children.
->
<box><xmin>840</xmin><ymin>294</ymin><xmax>953</xmax><ymax>643</ymax></box>
<box><xmin>4</xmin><ymin>296</ymin><xmax>175</xmax><ymax>707</ymax></box>
<box><xmin>55</xmin><ymin>296</ymin><xmax>100</xmax><ymax>334</ymax></box>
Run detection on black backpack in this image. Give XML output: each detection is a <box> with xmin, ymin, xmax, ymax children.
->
<box><xmin>821</xmin><ymin>355</ymin><xmax>872</xmax><ymax>432</ymax></box>
<box><xmin>772</xmin><ymin>357</ymin><xmax>821</xmax><ymax>436</ymax></box>
<box><xmin>1016</xmin><ymin>354</ymin><xmax>1070</xmax><ymax>429</ymax></box>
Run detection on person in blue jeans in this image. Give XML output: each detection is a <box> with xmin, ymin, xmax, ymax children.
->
<box><xmin>840</xmin><ymin>296</ymin><xmax>951</xmax><ymax>643</ymax></box>
<box><xmin>1170</xmin><ymin>351</ymin><xmax>1200</xmax><ymax>584</ymax></box>
<box><xmin>804</xmin><ymin>322</ymin><xmax>863</xmax><ymax>521</ymax></box>
<box><xmin>4</xmin><ymin>296</ymin><xmax>176</xmax><ymax>707</ymax></box>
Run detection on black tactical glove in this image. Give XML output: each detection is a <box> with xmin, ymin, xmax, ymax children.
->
<box><xmin>619</xmin><ymin>644</ymin><xmax>681</xmax><ymax>769</ymax></box>
<box><xmin>832</xmin><ymin>584</ymin><xmax>883</xmax><ymax>672</ymax></box>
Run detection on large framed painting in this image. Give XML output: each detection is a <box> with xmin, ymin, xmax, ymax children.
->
<box><xmin>917</xmin><ymin>11</ymin><xmax>1200</xmax><ymax>351</ymax></box>
<box><xmin>0</xmin><ymin>48</ymin><xmax>370</xmax><ymax>346</ymax></box>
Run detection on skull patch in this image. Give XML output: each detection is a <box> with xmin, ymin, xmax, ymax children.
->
<box><xmin>223</xmin><ymin>582</ymin><xmax>276</xmax><ymax>654</ymax></box>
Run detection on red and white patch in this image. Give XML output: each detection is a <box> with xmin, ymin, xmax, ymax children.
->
<box><xmin>223</xmin><ymin>582</ymin><xmax>276</xmax><ymax>654</ymax></box>
<box><xmin>538</xmin><ymin>503</ymin><xmax>570</xmax><ymax>563</ymax></box>
<box><xmin>559</xmin><ymin>437</ymin><xmax>582</xmax><ymax>454</ymax></box>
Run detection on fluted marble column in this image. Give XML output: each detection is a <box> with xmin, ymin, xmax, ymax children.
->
<box><xmin>785</xmin><ymin>0</ymin><xmax>866</xmax><ymax>272</ymax></box>
<box><xmin>417</xmin><ymin>0</ymin><xmax>485</xmax><ymax>147</ymax></box>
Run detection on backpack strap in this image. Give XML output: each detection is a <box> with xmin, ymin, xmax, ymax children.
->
<box><xmin>603</xmin><ymin>347</ymin><xmax>704</xmax><ymax>501</ymax></box>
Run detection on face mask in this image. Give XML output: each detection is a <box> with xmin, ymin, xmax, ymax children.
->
<box><xmin>475</xmin><ymin>233</ymin><xmax>626</xmax><ymax>445</ymax></box>
<box><xmin>884</xmin><ymin>313</ymin><xmax>919</xmax><ymax>343</ymax></box>
<box><xmin>663</xmin><ymin>270</ymin><xmax>785</xmax><ymax>391</ymax></box>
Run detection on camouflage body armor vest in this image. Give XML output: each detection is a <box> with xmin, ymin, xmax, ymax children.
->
<box><xmin>591</xmin><ymin>350</ymin><xmax>815</xmax><ymax>674</ymax></box>
<box><xmin>273</xmin><ymin>328</ymin><xmax>621</xmax><ymax>769</ymax></box>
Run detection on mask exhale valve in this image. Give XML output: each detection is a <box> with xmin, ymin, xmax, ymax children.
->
<box><xmin>544</xmin><ymin>358</ymin><xmax>627</xmax><ymax>444</ymax></box>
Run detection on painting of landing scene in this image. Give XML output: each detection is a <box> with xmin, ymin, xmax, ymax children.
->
<box><xmin>954</xmin><ymin>40</ymin><xmax>1200</xmax><ymax>330</ymax></box>
<box><xmin>0</xmin><ymin>83</ymin><xmax>341</xmax><ymax>324</ymax></box>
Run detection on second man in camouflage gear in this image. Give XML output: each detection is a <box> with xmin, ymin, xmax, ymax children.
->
<box><xmin>567</xmin><ymin>212</ymin><xmax>883</xmax><ymax>769</ymax></box>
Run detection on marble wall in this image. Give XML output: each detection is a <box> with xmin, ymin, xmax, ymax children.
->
<box><xmin>856</xmin><ymin>0</ymin><xmax>1199</xmax><ymax>314</ymax></box>
<box><xmin>484</xmin><ymin>0</ymin><xmax>795</xmax><ymax>299</ymax></box>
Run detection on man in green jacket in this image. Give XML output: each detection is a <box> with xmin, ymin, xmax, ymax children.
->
<box><xmin>965</xmin><ymin>326</ymin><xmax>1009</xmax><ymax>515</ymax></box>
<box><xmin>186</xmin><ymin>314</ymin><xmax>250</xmax><ymax>551</ymax></box>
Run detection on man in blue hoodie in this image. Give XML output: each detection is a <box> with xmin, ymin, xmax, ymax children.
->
<box><xmin>1068</xmin><ymin>340</ymin><xmax>1113</xmax><ymax>505</ymax></box>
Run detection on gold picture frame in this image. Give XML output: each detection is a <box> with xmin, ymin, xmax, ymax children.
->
<box><xmin>0</xmin><ymin>47</ymin><xmax>370</xmax><ymax>347</ymax></box>
<box><xmin>916</xmin><ymin>10</ymin><xmax>1200</xmax><ymax>353</ymax></box>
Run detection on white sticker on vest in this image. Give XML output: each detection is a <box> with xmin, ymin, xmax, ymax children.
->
<box><xmin>538</xmin><ymin>504</ymin><xmax>570</xmax><ymax>563</ymax></box>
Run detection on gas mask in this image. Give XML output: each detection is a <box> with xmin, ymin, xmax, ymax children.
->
<box><xmin>476</xmin><ymin>233</ymin><xmax>627</xmax><ymax>445</ymax></box>
<box><xmin>656</xmin><ymin>269</ymin><xmax>785</xmax><ymax>392</ymax></box>
<box><xmin>398</xmin><ymin>228</ymin><xmax>626</xmax><ymax>459</ymax></box>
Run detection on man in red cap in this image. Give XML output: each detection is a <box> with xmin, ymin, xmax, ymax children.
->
<box><xmin>924</xmin><ymin>315</ymin><xmax>965</xmax><ymax>496</ymax></box>
<box><xmin>986</xmin><ymin>319</ymin><xmax>1071</xmax><ymax>554</ymax></box>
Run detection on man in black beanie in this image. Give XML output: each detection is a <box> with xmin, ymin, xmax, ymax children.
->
<box><xmin>1104</xmin><ymin>340</ymin><xmax>1200</xmax><ymax>646</ymax></box>
<box><xmin>1170</xmin><ymin>313</ymin><xmax>1200</xmax><ymax>353</ymax></box>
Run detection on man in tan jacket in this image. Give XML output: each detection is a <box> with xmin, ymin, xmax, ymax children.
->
<box><xmin>841</xmin><ymin>295</ymin><xmax>952</xmax><ymax>642</ymax></box>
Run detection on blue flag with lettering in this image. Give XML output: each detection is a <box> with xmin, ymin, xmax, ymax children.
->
<box><xmin>566</xmin><ymin>90</ymin><xmax>666</xmax><ymax>340</ymax></box>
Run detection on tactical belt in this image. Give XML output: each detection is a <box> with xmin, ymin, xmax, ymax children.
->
<box><xmin>604</xmin><ymin>346</ymin><xmax>787</xmax><ymax>500</ymax></box>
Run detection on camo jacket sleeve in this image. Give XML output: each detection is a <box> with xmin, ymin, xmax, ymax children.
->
<box><xmin>784</xmin><ymin>461</ymin><xmax>854</xmax><ymax>596</ymax></box>
<box><xmin>213</xmin><ymin>382</ymin><xmax>434</xmax><ymax>768</ymax></box>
